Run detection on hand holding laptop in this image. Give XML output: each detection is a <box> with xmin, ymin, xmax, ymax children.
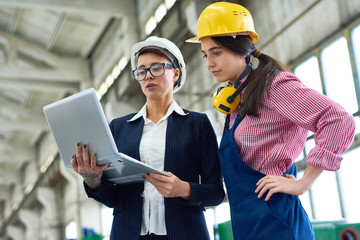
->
<box><xmin>71</xmin><ymin>143</ymin><xmax>110</xmax><ymax>190</ymax></box>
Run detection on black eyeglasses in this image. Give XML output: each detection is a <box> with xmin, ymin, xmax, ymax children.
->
<box><xmin>132</xmin><ymin>63</ymin><xmax>174</xmax><ymax>81</ymax></box>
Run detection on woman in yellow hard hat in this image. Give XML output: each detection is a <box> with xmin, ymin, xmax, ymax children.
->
<box><xmin>187</xmin><ymin>2</ymin><xmax>355</xmax><ymax>240</ymax></box>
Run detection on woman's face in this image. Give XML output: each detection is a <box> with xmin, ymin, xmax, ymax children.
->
<box><xmin>201</xmin><ymin>37</ymin><xmax>246</xmax><ymax>84</ymax></box>
<box><xmin>136</xmin><ymin>52</ymin><xmax>179</xmax><ymax>100</ymax></box>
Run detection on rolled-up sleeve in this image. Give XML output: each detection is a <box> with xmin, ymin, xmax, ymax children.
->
<box><xmin>306</xmin><ymin>104</ymin><xmax>356</xmax><ymax>170</ymax></box>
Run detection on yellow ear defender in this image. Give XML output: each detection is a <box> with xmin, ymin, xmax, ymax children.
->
<box><xmin>212</xmin><ymin>62</ymin><xmax>253</xmax><ymax>114</ymax></box>
<box><xmin>212</xmin><ymin>86</ymin><xmax>241</xmax><ymax>114</ymax></box>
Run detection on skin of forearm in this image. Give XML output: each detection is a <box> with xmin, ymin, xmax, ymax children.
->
<box><xmin>299</xmin><ymin>165</ymin><xmax>324</xmax><ymax>194</ymax></box>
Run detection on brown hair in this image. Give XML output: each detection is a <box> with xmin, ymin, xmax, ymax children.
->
<box><xmin>137</xmin><ymin>48</ymin><xmax>173</xmax><ymax>65</ymax></box>
<box><xmin>212</xmin><ymin>36</ymin><xmax>291</xmax><ymax>117</ymax></box>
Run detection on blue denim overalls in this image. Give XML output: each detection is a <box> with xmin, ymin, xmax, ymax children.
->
<box><xmin>219</xmin><ymin>113</ymin><xmax>315</xmax><ymax>240</ymax></box>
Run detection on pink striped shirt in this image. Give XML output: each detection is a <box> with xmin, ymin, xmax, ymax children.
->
<box><xmin>229</xmin><ymin>71</ymin><xmax>356</xmax><ymax>176</ymax></box>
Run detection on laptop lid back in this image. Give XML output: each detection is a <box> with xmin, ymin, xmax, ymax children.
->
<box><xmin>43</xmin><ymin>88</ymin><xmax>119</xmax><ymax>168</ymax></box>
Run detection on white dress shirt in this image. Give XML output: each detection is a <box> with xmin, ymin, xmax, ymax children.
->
<box><xmin>129</xmin><ymin>100</ymin><xmax>187</xmax><ymax>235</ymax></box>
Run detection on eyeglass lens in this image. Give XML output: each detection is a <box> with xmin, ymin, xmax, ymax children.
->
<box><xmin>134</xmin><ymin>63</ymin><xmax>165</xmax><ymax>81</ymax></box>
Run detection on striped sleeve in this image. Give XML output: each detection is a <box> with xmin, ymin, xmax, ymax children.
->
<box><xmin>269</xmin><ymin>72</ymin><xmax>356</xmax><ymax>171</ymax></box>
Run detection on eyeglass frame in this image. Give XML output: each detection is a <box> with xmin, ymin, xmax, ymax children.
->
<box><xmin>132</xmin><ymin>62</ymin><xmax>175</xmax><ymax>81</ymax></box>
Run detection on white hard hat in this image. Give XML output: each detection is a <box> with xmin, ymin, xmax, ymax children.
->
<box><xmin>131</xmin><ymin>36</ymin><xmax>186</xmax><ymax>93</ymax></box>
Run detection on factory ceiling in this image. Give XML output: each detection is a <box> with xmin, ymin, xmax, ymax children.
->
<box><xmin>0</xmin><ymin>0</ymin><xmax>142</xmax><ymax>194</ymax></box>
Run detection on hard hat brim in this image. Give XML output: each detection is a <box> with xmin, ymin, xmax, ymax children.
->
<box><xmin>186</xmin><ymin>32</ymin><xmax>259</xmax><ymax>43</ymax></box>
<box><xmin>185</xmin><ymin>36</ymin><xmax>201</xmax><ymax>43</ymax></box>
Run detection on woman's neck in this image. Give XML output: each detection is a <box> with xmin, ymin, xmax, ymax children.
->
<box><xmin>146</xmin><ymin>97</ymin><xmax>173</xmax><ymax>123</ymax></box>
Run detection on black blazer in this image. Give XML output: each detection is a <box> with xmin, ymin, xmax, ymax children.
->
<box><xmin>85</xmin><ymin>110</ymin><xmax>224</xmax><ymax>240</ymax></box>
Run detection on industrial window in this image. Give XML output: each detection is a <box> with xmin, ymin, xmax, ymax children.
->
<box><xmin>293</xmin><ymin>56</ymin><xmax>323</xmax><ymax>94</ymax></box>
<box><xmin>65</xmin><ymin>221</ymin><xmax>78</xmax><ymax>240</ymax></box>
<box><xmin>321</xmin><ymin>37</ymin><xmax>358</xmax><ymax>113</ymax></box>
<box><xmin>352</xmin><ymin>24</ymin><xmax>360</xmax><ymax>89</ymax></box>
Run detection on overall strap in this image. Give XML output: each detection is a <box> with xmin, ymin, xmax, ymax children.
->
<box><xmin>224</xmin><ymin>114</ymin><xmax>231</xmax><ymax>130</ymax></box>
<box><xmin>224</xmin><ymin>104</ymin><xmax>244</xmax><ymax>131</ymax></box>
<box><xmin>233</xmin><ymin>104</ymin><xmax>244</xmax><ymax>129</ymax></box>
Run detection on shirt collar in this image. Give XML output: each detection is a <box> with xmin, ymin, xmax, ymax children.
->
<box><xmin>128</xmin><ymin>100</ymin><xmax>187</xmax><ymax>122</ymax></box>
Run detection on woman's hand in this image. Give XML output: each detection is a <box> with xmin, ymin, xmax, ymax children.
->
<box><xmin>255</xmin><ymin>174</ymin><xmax>305</xmax><ymax>201</ymax></box>
<box><xmin>255</xmin><ymin>165</ymin><xmax>324</xmax><ymax>201</ymax></box>
<box><xmin>144</xmin><ymin>172</ymin><xmax>191</xmax><ymax>200</ymax></box>
<box><xmin>70</xmin><ymin>143</ymin><xmax>110</xmax><ymax>190</ymax></box>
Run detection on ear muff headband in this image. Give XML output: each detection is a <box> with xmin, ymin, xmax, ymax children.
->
<box><xmin>212</xmin><ymin>62</ymin><xmax>253</xmax><ymax>114</ymax></box>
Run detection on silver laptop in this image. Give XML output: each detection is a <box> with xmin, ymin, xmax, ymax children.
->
<box><xmin>43</xmin><ymin>88</ymin><xmax>168</xmax><ymax>184</ymax></box>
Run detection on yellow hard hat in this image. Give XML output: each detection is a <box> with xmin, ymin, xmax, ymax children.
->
<box><xmin>186</xmin><ymin>2</ymin><xmax>259</xmax><ymax>43</ymax></box>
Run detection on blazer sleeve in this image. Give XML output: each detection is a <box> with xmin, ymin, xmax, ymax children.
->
<box><xmin>183</xmin><ymin>114</ymin><xmax>225</xmax><ymax>208</ymax></box>
<box><xmin>84</xmin><ymin>178</ymin><xmax>122</xmax><ymax>208</ymax></box>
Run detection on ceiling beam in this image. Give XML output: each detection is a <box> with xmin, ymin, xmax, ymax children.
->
<box><xmin>0</xmin><ymin>116</ymin><xmax>47</xmax><ymax>132</ymax></box>
<box><xmin>0</xmin><ymin>186</ymin><xmax>9</xmax><ymax>200</ymax></box>
<box><xmin>0</xmin><ymin>95</ymin><xmax>42</xmax><ymax>120</ymax></box>
<box><xmin>7</xmin><ymin>8</ymin><xmax>21</xmax><ymax>33</ymax></box>
<box><xmin>0</xmin><ymin>139</ymin><xmax>34</xmax><ymax>151</ymax></box>
<box><xmin>0</xmin><ymin>141</ymin><xmax>35</xmax><ymax>171</ymax></box>
<box><xmin>0</xmin><ymin>78</ymin><xmax>79</xmax><ymax>92</ymax></box>
<box><xmin>0</xmin><ymin>164</ymin><xmax>22</xmax><ymax>184</ymax></box>
<box><xmin>44</xmin><ymin>12</ymin><xmax>67</xmax><ymax>50</ymax></box>
<box><xmin>0</xmin><ymin>149</ymin><xmax>35</xmax><ymax>161</ymax></box>
<box><xmin>0</xmin><ymin>0</ymin><xmax>135</xmax><ymax>18</ymax></box>
<box><xmin>0</xmin><ymin>30</ymin><xmax>88</xmax><ymax>91</ymax></box>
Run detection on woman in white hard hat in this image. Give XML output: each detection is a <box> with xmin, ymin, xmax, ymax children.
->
<box><xmin>71</xmin><ymin>36</ymin><xmax>225</xmax><ymax>240</ymax></box>
<box><xmin>187</xmin><ymin>2</ymin><xmax>355</xmax><ymax>240</ymax></box>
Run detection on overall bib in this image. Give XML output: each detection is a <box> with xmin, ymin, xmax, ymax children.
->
<box><xmin>219</xmin><ymin>114</ymin><xmax>314</xmax><ymax>240</ymax></box>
